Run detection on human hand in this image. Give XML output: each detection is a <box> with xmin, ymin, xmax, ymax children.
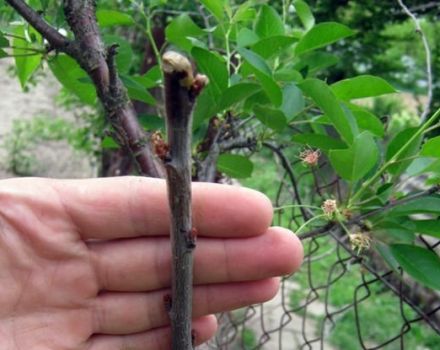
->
<box><xmin>0</xmin><ymin>177</ymin><xmax>303</xmax><ymax>349</ymax></box>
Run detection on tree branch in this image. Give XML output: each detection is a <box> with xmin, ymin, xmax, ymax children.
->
<box><xmin>5</xmin><ymin>0</ymin><xmax>71</xmax><ymax>50</ymax></box>
<box><xmin>6</xmin><ymin>0</ymin><xmax>164</xmax><ymax>178</ymax></box>
<box><xmin>162</xmin><ymin>51</ymin><xmax>208</xmax><ymax>350</ymax></box>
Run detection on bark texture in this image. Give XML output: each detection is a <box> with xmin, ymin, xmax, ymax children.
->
<box><xmin>162</xmin><ymin>51</ymin><xmax>208</xmax><ymax>350</ymax></box>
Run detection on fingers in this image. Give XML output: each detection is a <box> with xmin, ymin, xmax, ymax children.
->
<box><xmin>85</xmin><ymin>315</ymin><xmax>217</xmax><ymax>350</ymax></box>
<box><xmin>51</xmin><ymin>177</ymin><xmax>273</xmax><ymax>240</ymax></box>
<box><xmin>90</xmin><ymin>279</ymin><xmax>278</xmax><ymax>335</ymax></box>
<box><xmin>90</xmin><ymin>227</ymin><xmax>303</xmax><ymax>292</ymax></box>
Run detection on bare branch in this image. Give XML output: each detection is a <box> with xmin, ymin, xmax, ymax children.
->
<box><xmin>397</xmin><ymin>0</ymin><xmax>434</xmax><ymax>122</ymax></box>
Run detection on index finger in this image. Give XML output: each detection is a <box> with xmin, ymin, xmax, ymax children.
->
<box><xmin>51</xmin><ymin>176</ymin><xmax>273</xmax><ymax>240</ymax></box>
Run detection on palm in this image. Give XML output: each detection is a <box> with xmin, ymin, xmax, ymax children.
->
<box><xmin>0</xmin><ymin>177</ymin><xmax>302</xmax><ymax>349</ymax></box>
<box><xmin>0</xmin><ymin>182</ymin><xmax>97</xmax><ymax>349</ymax></box>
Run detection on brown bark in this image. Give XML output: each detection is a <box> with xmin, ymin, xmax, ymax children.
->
<box><xmin>162</xmin><ymin>51</ymin><xmax>208</xmax><ymax>350</ymax></box>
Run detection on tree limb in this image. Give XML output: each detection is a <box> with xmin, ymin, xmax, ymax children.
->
<box><xmin>6</xmin><ymin>0</ymin><xmax>164</xmax><ymax>178</ymax></box>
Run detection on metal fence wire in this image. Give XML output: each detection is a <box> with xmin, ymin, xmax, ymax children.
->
<box><xmin>200</xmin><ymin>230</ymin><xmax>440</xmax><ymax>350</ymax></box>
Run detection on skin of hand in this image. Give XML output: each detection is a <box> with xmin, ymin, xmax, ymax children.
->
<box><xmin>0</xmin><ymin>176</ymin><xmax>303</xmax><ymax>349</ymax></box>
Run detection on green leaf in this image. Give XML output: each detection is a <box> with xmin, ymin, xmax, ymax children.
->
<box><xmin>292</xmin><ymin>133</ymin><xmax>347</xmax><ymax>151</ymax></box>
<box><xmin>139</xmin><ymin>114</ymin><xmax>165</xmax><ymax>131</ymax></box>
<box><xmin>219</xmin><ymin>82</ymin><xmax>260</xmax><ymax>111</ymax></box>
<box><xmin>48</xmin><ymin>54</ymin><xmax>96</xmax><ymax>105</ymax></box>
<box><xmin>387</xmin><ymin>196</ymin><xmax>440</xmax><ymax>216</ymax></box>
<box><xmin>102</xmin><ymin>136</ymin><xmax>119</xmax><ymax>149</ymax></box>
<box><xmin>200</xmin><ymin>0</ymin><xmax>225</xmax><ymax>22</ymax></box>
<box><xmin>232</xmin><ymin>2</ymin><xmax>256</xmax><ymax>23</ymax></box>
<box><xmin>274</xmin><ymin>68</ymin><xmax>303</xmax><ymax>82</ymax></box>
<box><xmin>375</xmin><ymin>220</ymin><xmax>415</xmax><ymax>244</ymax></box>
<box><xmin>237</xmin><ymin>28</ymin><xmax>260</xmax><ymax>47</ymax></box>
<box><xmin>96</xmin><ymin>9</ymin><xmax>134</xmax><ymax>27</ymax></box>
<box><xmin>376</xmin><ymin>242</ymin><xmax>400</xmax><ymax>271</ymax></box>
<box><xmin>295</xmin><ymin>22</ymin><xmax>355</xmax><ymax>55</ymax></box>
<box><xmin>299</xmin><ymin>79</ymin><xmax>355</xmax><ymax>143</ymax></box>
<box><xmin>386</xmin><ymin>127</ymin><xmax>422</xmax><ymax>175</ymax></box>
<box><xmin>421</xmin><ymin>136</ymin><xmax>440</xmax><ymax>157</ymax></box>
<box><xmin>294</xmin><ymin>0</ymin><xmax>315</xmax><ymax>30</ymax></box>
<box><xmin>281</xmin><ymin>83</ymin><xmax>304</xmax><ymax>120</ymax></box>
<box><xmin>238</xmin><ymin>48</ymin><xmax>282</xmax><ymax>106</ymax></box>
<box><xmin>349</xmin><ymin>107</ymin><xmax>384</xmax><ymax>138</ymax></box>
<box><xmin>331</xmin><ymin>75</ymin><xmax>396</xmax><ymax>100</ymax></box>
<box><xmin>192</xmin><ymin>47</ymin><xmax>228</xmax><ymax>104</ymax></box>
<box><xmin>217</xmin><ymin>154</ymin><xmax>254</xmax><ymax>178</ymax></box>
<box><xmin>166</xmin><ymin>14</ymin><xmax>204</xmax><ymax>52</ymax></box>
<box><xmin>238</xmin><ymin>47</ymin><xmax>271</xmax><ymax>76</ymax></box>
<box><xmin>293</xmin><ymin>51</ymin><xmax>339</xmax><ymax>74</ymax></box>
<box><xmin>244</xmin><ymin>91</ymin><xmax>270</xmax><ymax>111</ymax></box>
<box><xmin>390</xmin><ymin>244</ymin><xmax>440</xmax><ymax>290</ymax></box>
<box><xmin>149</xmin><ymin>0</ymin><xmax>167</xmax><ymax>8</ymax></box>
<box><xmin>193</xmin><ymin>88</ymin><xmax>217</xmax><ymax>129</ymax></box>
<box><xmin>253</xmin><ymin>105</ymin><xmax>287</xmax><ymax>131</ymax></box>
<box><xmin>255</xmin><ymin>4</ymin><xmax>284</xmax><ymax>38</ymax></box>
<box><xmin>120</xmin><ymin>75</ymin><xmax>156</xmax><ymax>105</ymax></box>
<box><xmin>0</xmin><ymin>31</ymin><xmax>9</xmax><ymax>47</ymax></box>
<box><xmin>102</xmin><ymin>35</ymin><xmax>133</xmax><ymax>73</ymax></box>
<box><xmin>254</xmin><ymin>71</ymin><xmax>282</xmax><ymax>107</ymax></box>
<box><xmin>406</xmin><ymin>157</ymin><xmax>437</xmax><ymax>177</ymax></box>
<box><xmin>329</xmin><ymin>131</ymin><xmax>378</xmax><ymax>181</ymax></box>
<box><xmin>251</xmin><ymin>35</ymin><xmax>296</xmax><ymax>59</ymax></box>
<box><xmin>13</xmin><ymin>25</ymin><xmax>42</xmax><ymax>89</ymax></box>
<box><xmin>412</xmin><ymin>220</ymin><xmax>440</xmax><ymax>239</ymax></box>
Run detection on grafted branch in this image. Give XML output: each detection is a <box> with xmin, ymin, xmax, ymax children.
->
<box><xmin>162</xmin><ymin>51</ymin><xmax>208</xmax><ymax>350</ymax></box>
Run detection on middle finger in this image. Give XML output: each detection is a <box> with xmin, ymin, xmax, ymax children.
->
<box><xmin>89</xmin><ymin>227</ymin><xmax>302</xmax><ymax>292</ymax></box>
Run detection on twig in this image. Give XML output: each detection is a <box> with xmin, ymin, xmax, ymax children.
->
<box><xmin>197</xmin><ymin>4</ymin><xmax>214</xmax><ymax>49</ymax></box>
<box><xmin>397</xmin><ymin>0</ymin><xmax>433</xmax><ymax>123</ymax></box>
<box><xmin>162</xmin><ymin>51</ymin><xmax>208</xmax><ymax>350</ymax></box>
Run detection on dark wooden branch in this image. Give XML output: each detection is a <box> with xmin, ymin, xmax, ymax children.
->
<box><xmin>162</xmin><ymin>51</ymin><xmax>208</xmax><ymax>350</ymax></box>
<box><xmin>6</xmin><ymin>0</ymin><xmax>164</xmax><ymax>178</ymax></box>
<box><xmin>5</xmin><ymin>0</ymin><xmax>71</xmax><ymax>50</ymax></box>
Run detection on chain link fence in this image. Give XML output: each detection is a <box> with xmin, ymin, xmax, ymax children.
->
<box><xmin>200</xmin><ymin>230</ymin><xmax>439</xmax><ymax>349</ymax></box>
